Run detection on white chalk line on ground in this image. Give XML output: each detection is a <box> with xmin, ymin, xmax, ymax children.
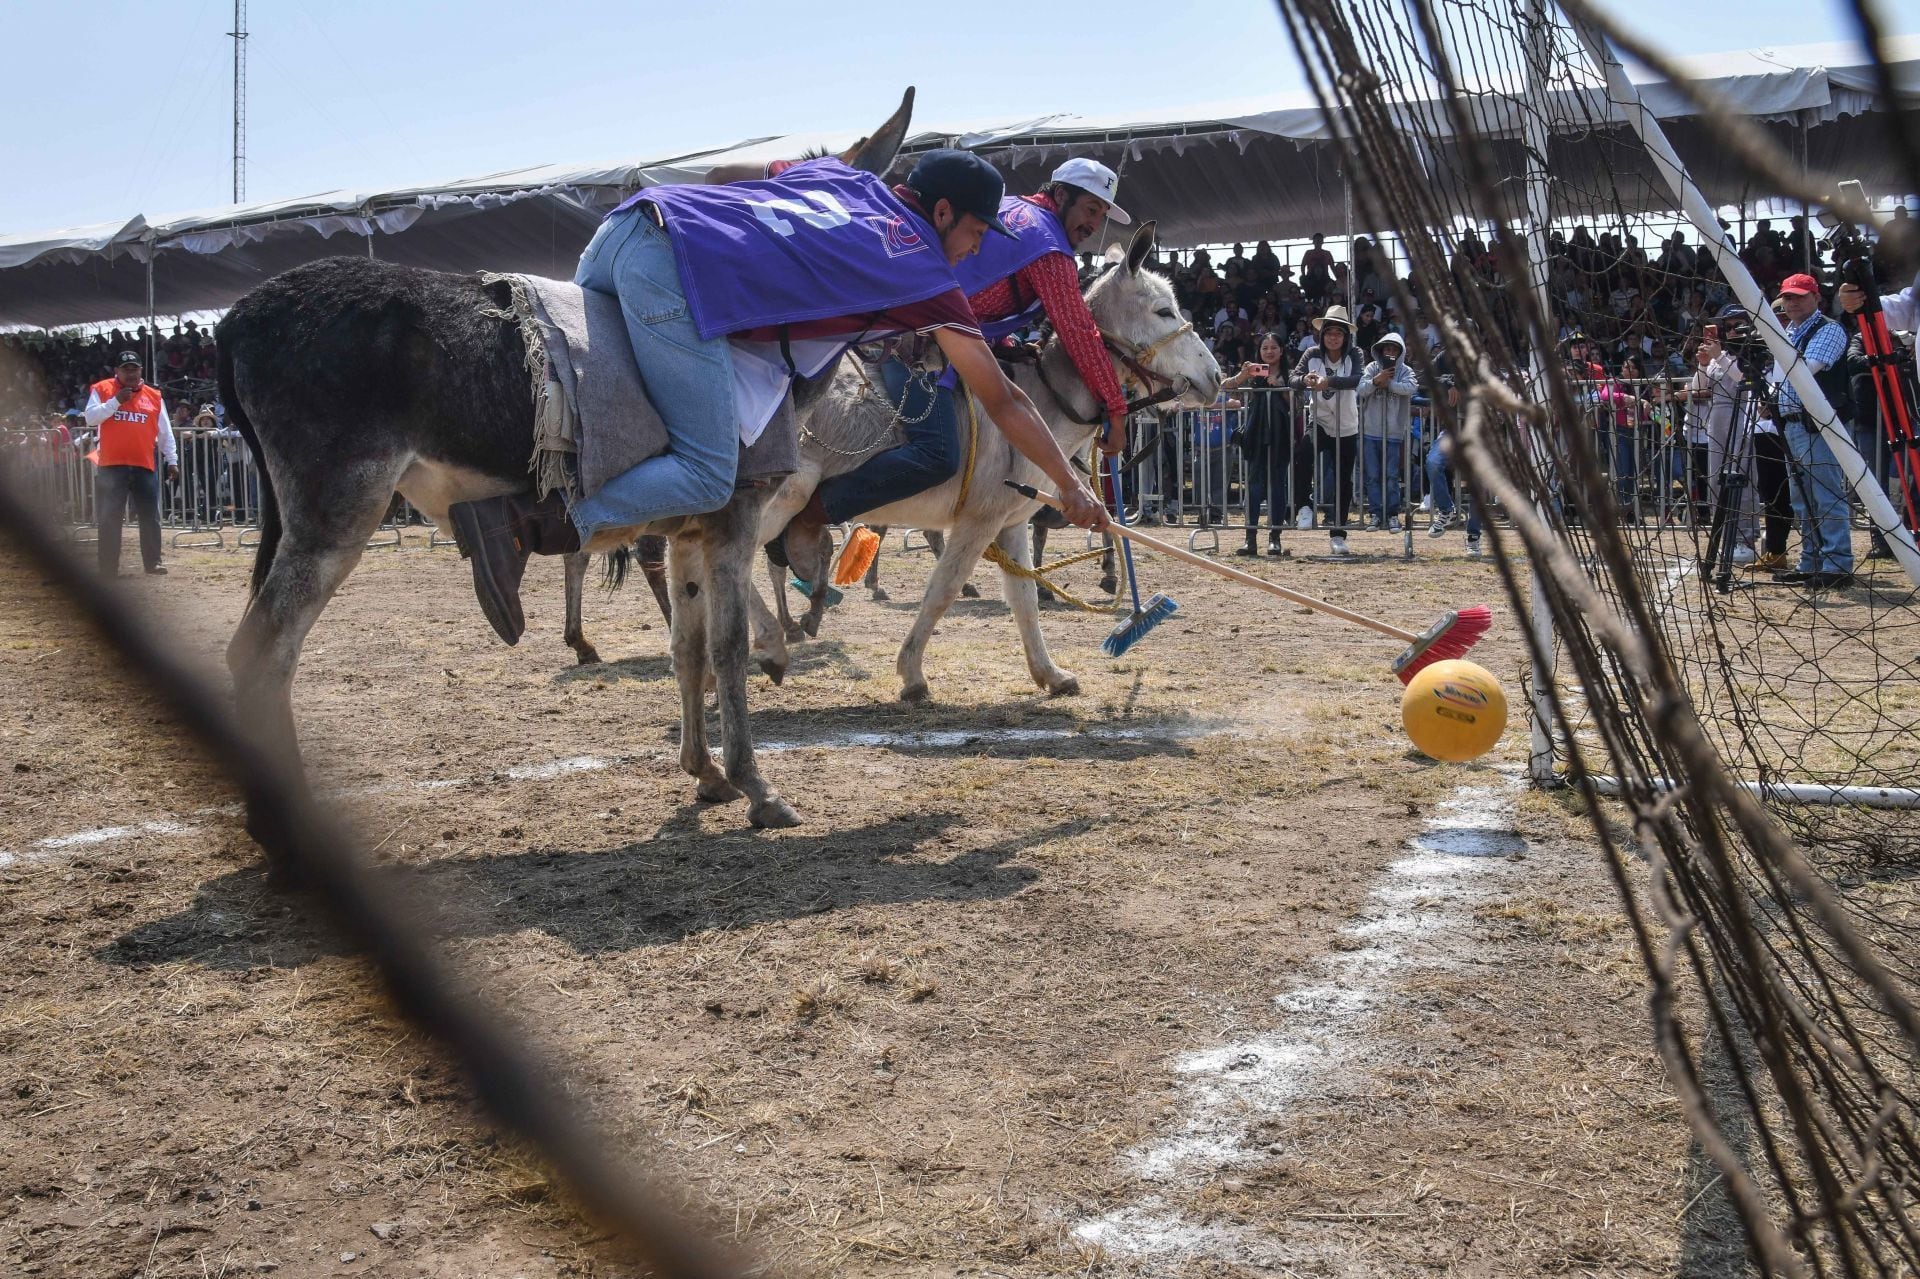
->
<box><xmin>0</xmin><ymin>722</ymin><xmax>1215</xmax><ymax>870</ymax></box>
<box><xmin>1075</xmin><ymin>765</ymin><xmax>1529</xmax><ymax>1270</ymax></box>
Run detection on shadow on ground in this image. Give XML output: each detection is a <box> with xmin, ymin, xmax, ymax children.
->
<box><xmin>101</xmin><ymin>810</ymin><xmax>1090</xmax><ymax>972</ymax></box>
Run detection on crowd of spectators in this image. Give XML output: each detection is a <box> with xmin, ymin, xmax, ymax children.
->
<box><xmin>4</xmin><ymin>209</ymin><xmax>1912</xmax><ymax>561</ymax></box>
<box><xmin>3</xmin><ymin>322</ymin><xmax>221</xmax><ymax>435</ymax></box>
<box><xmin>1110</xmin><ymin>206</ymin><xmax>1914</xmax><ymax>382</ymax></box>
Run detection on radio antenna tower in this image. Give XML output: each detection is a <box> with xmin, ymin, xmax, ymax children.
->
<box><xmin>229</xmin><ymin>0</ymin><xmax>248</xmax><ymax>203</ymax></box>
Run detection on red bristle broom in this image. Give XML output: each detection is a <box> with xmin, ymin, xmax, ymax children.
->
<box><xmin>1007</xmin><ymin>481</ymin><xmax>1490</xmax><ymax>682</ymax></box>
<box><xmin>831</xmin><ymin>525</ymin><xmax>882</xmax><ymax>588</ymax></box>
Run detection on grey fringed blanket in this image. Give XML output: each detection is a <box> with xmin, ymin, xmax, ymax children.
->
<box><xmin>484</xmin><ymin>273</ymin><xmax>798</xmax><ymax>503</ymax></box>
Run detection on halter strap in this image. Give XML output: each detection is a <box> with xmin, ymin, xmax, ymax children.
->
<box><xmin>1026</xmin><ymin>321</ymin><xmax>1192</xmax><ymax>426</ymax></box>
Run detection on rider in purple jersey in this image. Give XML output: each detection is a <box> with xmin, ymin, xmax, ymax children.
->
<box><xmin>444</xmin><ymin>150</ymin><xmax>1108</xmax><ymax>645</ymax></box>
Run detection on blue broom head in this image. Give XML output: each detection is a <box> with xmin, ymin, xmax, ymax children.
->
<box><xmin>1102</xmin><ymin>592</ymin><xmax>1179</xmax><ymax>658</ymax></box>
<box><xmin>789</xmin><ymin>577</ymin><xmax>845</xmax><ymax>608</ymax></box>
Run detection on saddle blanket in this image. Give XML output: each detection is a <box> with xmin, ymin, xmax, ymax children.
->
<box><xmin>490</xmin><ymin>273</ymin><xmax>798</xmax><ymax>503</ymax></box>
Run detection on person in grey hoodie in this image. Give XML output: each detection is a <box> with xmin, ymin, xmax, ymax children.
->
<box><xmin>1289</xmin><ymin>305</ymin><xmax>1364</xmax><ymax>555</ymax></box>
<box><xmin>1357</xmin><ymin>331</ymin><xmax>1418</xmax><ymax>530</ymax></box>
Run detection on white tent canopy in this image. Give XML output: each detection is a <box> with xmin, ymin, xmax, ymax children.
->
<box><xmin>2</xmin><ymin>36</ymin><xmax>1914</xmax><ymax>328</ymax></box>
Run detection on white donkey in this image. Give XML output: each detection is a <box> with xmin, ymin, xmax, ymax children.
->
<box><xmin>750</xmin><ymin>221</ymin><xmax>1222</xmax><ymax>701</ymax></box>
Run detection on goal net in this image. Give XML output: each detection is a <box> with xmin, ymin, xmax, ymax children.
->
<box><xmin>1278</xmin><ymin>0</ymin><xmax>1920</xmax><ymax>1269</ymax></box>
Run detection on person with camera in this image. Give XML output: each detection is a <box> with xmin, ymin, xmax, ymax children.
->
<box><xmin>1837</xmin><ymin>264</ymin><xmax>1917</xmax><ymax>562</ymax></box>
<box><xmin>82</xmin><ymin>351</ymin><xmax>178</xmax><ymax>578</ymax></box>
<box><xmin>1222</xmin><ymin>332</ymin><xmax>1310</xmax><ymax>556</ymax></box>
<box><xmin>1687</xmin><ymin>332</ymin><xmax>1756</xmax><ymax>564</ymax></box>
<box><xmin>1289</xmin><ymin>306</ymin><xmax>1364</xmax><ymax>556</ymax></box>
<box><xmin>1767</xmin><ymin>273</ymin><xmax>1855</xmax><ymax>588</ymax></box>
<box><xmin>1423</xmin><ymin>369</ymin><xmax>1484</xmax><ymax>557</ymax></box>
<box><xmin>1357</xmin><ymin>332</ymin><xmax>1417</xmax><ymax>531</ymax></box>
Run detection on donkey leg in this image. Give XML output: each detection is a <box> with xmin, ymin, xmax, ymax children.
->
<box><xmin>995</xmin><ymin>521</ymin><xmax>1078</xmax><ymax>696</ymax></box>
<box><xmin>667</xmin><ymin>534</ymin><xmax>738</xmax><ymax>805</ymax></box>
<box><xmin>704</xmin><ymin>503</ymin><xmax>799</xmax><ymax>828</ymax></box>
<box><xmin>865</xmin><ymin>525</ymin><xmax>889</xmax><ymax>601</ymax></box>
<box><xmin>637</xmin><ymin>534</ymin><xmax>673</xmax><ymax>627</ymax></box>
<box><xmin>923</xmin><ymin>526</ymin><xmax>980</xmax><ymax>599</ymax></box>
<box><xmin>769</xmin><ymin>551</ymin><xmax>806</xmax><ymax>644</ymax></box>
<box><xmin>561</xmin><ymin>551</ymin><xmax>601</xmax><ymax>665</ymax></box>
<box><xmin>1030</xmin><ymin>520</ymin><xmax>1057</xmax><ymax>604</ymax></box>
<box><xmin>227</xmin><ymin>469</ymin><xmax>397</xmax><ymax>872</ymax></box>
<box><xmin>896</xmin><ymin>525</ymin><xmax>997</xmax><ymax>704</ymax></box>
<box><xmin>1099</xmin><ymin>533</ymin><xmax>1118</xmax><ymax>595</ymax></box>
<box><xmin>748</xmin><ymin>579</ymin><xmax>789</xmax><ymax>685</ymax></box>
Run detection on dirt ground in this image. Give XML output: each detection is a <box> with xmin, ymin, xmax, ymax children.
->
<box><xmin>1</xmin><ymin>525</ymin><xmax>1727</xmax><ymax>1277</ymax></box>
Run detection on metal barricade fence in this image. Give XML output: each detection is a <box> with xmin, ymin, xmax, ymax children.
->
<box><xmin>1564</xmin><ymin>375</ymin><xmax>1728</xmax><ymax>528</ymax></box>
<box><xmin>1136</xmin><ymin>388</ymin><xmax>1456</xmax><ymax>553</ymax></box>
<box><xmin>4</xmin><ymin>428</ymin><xmax>439</xmax><ymax>550</ymax></box>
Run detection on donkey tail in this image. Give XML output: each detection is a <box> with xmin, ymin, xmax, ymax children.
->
<box><xmin>600</xmin><ymin>545</ymin><xmax>631</xmax><ymax>592</ymax></box>
<box><xmin>218</xmin><ymin>340</ymin><xmax>279</xmax><ymax>603</ymax></box>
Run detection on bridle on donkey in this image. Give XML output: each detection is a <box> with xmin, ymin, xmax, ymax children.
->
<box><xmin>1024</xmin><ymin>320</ymin><xmax>1195</xmax><ymax>426</ymax></box>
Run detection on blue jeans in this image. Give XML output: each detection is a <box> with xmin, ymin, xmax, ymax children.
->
<box><xmin>95</xmin><ymin>463</ymin><xmax>161</xmax><ymax>573</ymax></box>
<box><xmin>1597</xmin><ymin>425</ymin><xmax>1638</xmax><ymax>512</ymax></box>
<box><xmin>816</xmin><ymin>357</ymin><xmax>959</xmax><ymax>524</ymax></box>
<box><xmin>568</xmin><ymin>208</ymin><xmax>740</xmax><ymax>538</ymax></box>
<box><xmin>1362</xmin><ymin>436</ymin><xmax>1403</xmax><ymax>520</ymax></box>
<box><xmin>1425</xmin><ymin>436</ymin><xmax>1482</xmax><ymax>536</ymax></box>
<box><xmin>1785</xmin><ymin>418</ymin><xmax>1854</xmax><ymax>573</ymax></box>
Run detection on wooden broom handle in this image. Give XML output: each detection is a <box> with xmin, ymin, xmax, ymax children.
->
<box><xmin>1019</xmin><ymin>485</ymin><xmax>1416</xmax><ymax>643</ymax></box>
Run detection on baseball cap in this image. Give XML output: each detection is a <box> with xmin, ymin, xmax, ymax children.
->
<box><xmin>1776</xmin><ymin>272</ymin><xmax>1820</xmax><ymax>298</ymax></box>
<box><xmin>115</xmin><ymin>350</ymin><xmax>142</xmax><ymax>366</ymax></box>
<box><xmin>1049</xmin><ymin>158</ymin><xmax>1132</xmax><ymax>225</ymax></box>
<box><xmin>905</xmin><ymin>150</ymin><xmax>1013</xmax><ymax>238</ymax></box>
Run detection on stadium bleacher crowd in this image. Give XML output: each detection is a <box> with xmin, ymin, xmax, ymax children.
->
<box><xmin>3</xmin><ymin>207</ymin><xmax>1914</xmax><ymax>552</ymax></box>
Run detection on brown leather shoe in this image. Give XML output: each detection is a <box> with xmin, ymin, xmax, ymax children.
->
<box><xmin>779</xmin><ymin>492</ymin><xmax>835</xmax><ymax>595</ymax></box>
<box><xmin>447</xmin><ymin>492</ymin><xmax>580</xmax><ymax>645</ymax></box>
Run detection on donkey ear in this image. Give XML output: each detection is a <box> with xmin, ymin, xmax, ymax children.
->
<box><xmin>1125</xmin><ymin>220</ymin><xmax>1158</xmax><ymax>275</ymax></box>
<box><xmin>840</xmin><ymin>87</ymin><xmax>916</xmax><ymax>176</ymax></box>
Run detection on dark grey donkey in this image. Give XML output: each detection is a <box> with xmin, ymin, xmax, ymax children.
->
<box><xmin>560</xmin><ymin>535</ymin><xmax>672</xmax><ymax>665</ymax></box>
<box><xmin>219</xmin><ymin>94</ymin><xmax>917</xmax><ymax>863</ymax></box>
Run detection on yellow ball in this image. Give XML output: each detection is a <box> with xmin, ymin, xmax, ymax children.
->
<box><xmin>1401</xmin><ymin>659</ymin><xmax>1508</xmax><ymax>762</ymax></box>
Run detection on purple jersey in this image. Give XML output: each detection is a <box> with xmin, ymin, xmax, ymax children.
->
<box><xmin>953</xmin><ymin>195</ymin><xmax>1075</xmax><ymax>341</ymax></box>
<box><xmin>620</xmin><ymin>158</ymin><xmax>964</xmax><ymax>342</ymax></box>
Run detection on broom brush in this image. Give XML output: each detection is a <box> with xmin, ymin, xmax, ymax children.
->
<box><xmin>1100</xmin><ymin>458</ymin><xmax>1178</xmax><ymax>658</ymax></box>
<box><xmin>1008</xmin><ymin>480</ymin><xmax>1489</xmax><ymax>682</ymax></box>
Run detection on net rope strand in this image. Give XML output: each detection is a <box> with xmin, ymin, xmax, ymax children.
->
<box><xmin>0</xmin><ymin>476</ymin><xmax>749</xmax><ymax>1279</ymax></box>
<box><xmin>1277</xmin><ymin>0</ymin><xmax>1920</xmax><ymax>1269</ymax></box>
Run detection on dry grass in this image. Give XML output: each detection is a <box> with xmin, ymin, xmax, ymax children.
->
<box><xmin>0</xmin><ymin>533</ymin><xmax>1714</xmax><ymax>1277</ymax></box>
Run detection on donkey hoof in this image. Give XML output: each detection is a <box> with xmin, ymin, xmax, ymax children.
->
<box><xmin>749</xmin><ymin>795</ymin><xmax>802</xmax><ymax>829</ymax></box>
<box><xmin>783</xmin><ymin>622</ymin><xmax>806</xmax><ymax>643</ymax></box>
<box><xmin>697</xmin><ymin>775</ymin><xmax>743</xmax><ymax>804</ymax></box>
<box><xmin>1046</xmin><ymin>673</ymin><xmax>1081</xmax><ymax>698</ymax></box>
<box><xmin>870</xmin><ymin>587</ymin><xmax>890</xmax><ymax>602</ymax></box>
<box><xmin>1098</xmin><ymin>576</ymin><xmax>1119</xmax><ymax>595</ymax></box>
<box><xmin>899</xmin><ymin>681</ymin><xmax>930</xmax><ymax>704</ymax></box>
<box><xmin>572</xmin><ymin>645</ymin><xmax>602</xmax><ymax>666</ymax></box>
<box><xmin>259</xmin><ymin>853</ymin><xmax>306</xmax><ymax>893</ymax></box>
<box><xmin>802</xmin><ymin>613</ymin><xmax>822</xmax><ymax>639</ymax></box>
<box><xmin>961</xmin><ymin>582</ymin><xmax>981</xmax><ymax>599</ymax></box>
<box><xmin>759</xmin><ymin>657</ymin><xmax>787</xmax><ymax>686</ymax></box>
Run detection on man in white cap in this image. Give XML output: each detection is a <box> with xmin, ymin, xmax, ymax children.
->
<box><xmin>778</xmin><ymin>156</ymin><xmax>1136</xmax><ymax>571</ymax></box>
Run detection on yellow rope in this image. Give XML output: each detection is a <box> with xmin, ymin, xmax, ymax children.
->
<box><xmin>952</xmin><ymin>393</ymin><xmax>980</xmax><ymax>519</ymax></box>
<box><xmin>982</xmin><ymin>543</ymin><xmax>1112</xmax><ymax>614</ymax></box>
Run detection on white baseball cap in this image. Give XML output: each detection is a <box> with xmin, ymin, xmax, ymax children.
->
<box><xmin>1049</xmin><ymin>158</ymin><xmax>1132</xmax><ymax>224</ymax></box>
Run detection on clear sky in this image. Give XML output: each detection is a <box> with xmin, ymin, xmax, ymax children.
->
<box><xmin>3</xmin><ymin>0</ymin><xmax>1911</xmax><ymax>234</ymax></box>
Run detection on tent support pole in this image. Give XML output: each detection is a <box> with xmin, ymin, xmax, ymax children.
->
<box><xmin>1521</xmin><ymin>0</ymin><xmax>1563</xmax><ymax>785</ymax></box>
<box><xmin>1798</xmin><ymin>111</ymin><xmax>1813</xmax><ymax>273</ymax></box>
<box><xmin>145</xmin><ymin>239</ymin><xmax>157</xmax><ymax>373</ymax></box>
<box><xmin>1566</xmin><ymin>13</ymin><xmax>1920</xmax><ymax>590</ymax></box>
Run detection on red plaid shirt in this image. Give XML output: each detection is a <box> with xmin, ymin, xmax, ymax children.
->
<box><xmin>964</xmin><ymin>194</ymin><xmax>1128</xmax><ymax>419</ymax></box>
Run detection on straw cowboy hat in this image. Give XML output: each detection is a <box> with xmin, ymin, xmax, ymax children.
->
<box><xmin>1312</xmin><ymin>305</ymin><xmax>1354</xmax><ymax>332</ymax></box>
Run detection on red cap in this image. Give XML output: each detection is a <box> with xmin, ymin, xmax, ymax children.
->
<box><xmin>1777</xmin><ymin>273</ymin><xmax>1820</xmax><ymax>298</ymax></box>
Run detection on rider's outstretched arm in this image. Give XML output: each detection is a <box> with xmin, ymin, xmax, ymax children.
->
<box><xmin>935</xmin><ymin>328</ymin><xmax>1109</xmax><ymax>531</ymax></box>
